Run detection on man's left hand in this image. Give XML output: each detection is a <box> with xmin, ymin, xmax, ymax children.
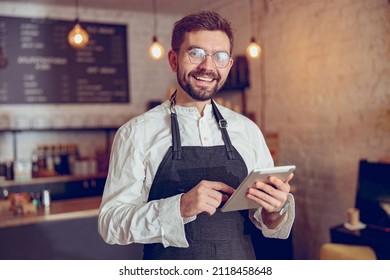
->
<box><xmin>246</xmin><ymin>173</ymin><xmax>294</xmax><ymax>228</ymax></box>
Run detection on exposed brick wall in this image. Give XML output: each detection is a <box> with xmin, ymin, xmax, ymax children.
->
<box><xmin>223</xmin><ymin>0</ymin><xmax>390</xmax><ymax>259</ymax></box>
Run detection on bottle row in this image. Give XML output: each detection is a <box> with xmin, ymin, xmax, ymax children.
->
<box><xmin>0</xmin><ymin>144</ymin><xmax>109</xmax><ymax>181</ymax></box>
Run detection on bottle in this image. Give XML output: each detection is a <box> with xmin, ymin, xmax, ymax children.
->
<box><xmin>41</xmin><ymin>189</ymin><xmax>51</xmax><ymax>208</ymax></box>
<box><xmin>53</xmin><ymin>145</ymin><xmax>62</xmax><ymax>175</ymax></box>
<box><xmin>36</xmin><ymin>145</ymin><xmax>46</xmax><ymax>177</ymax></box>
<box><xmin>60</xmin><ymin>144</ymin><xmax>70</xmax><ymax>175</ymax></box>
<box><xmin>67</xmin><ymin>144</ymin><xmax>80</xmax><ymax>175</ymax></box>
<box><xmin>31</xmin><ymin>192</ymin><xmax>40</xmax><ymax>210</ymax></box>
<box><xmin>31</xmin><ymin>149</ymin><xmax>39</xmax><ymax>178</ymax></box>
<box><xmin>45</xmin><ymin>145</ymin><xmax>55</xmax><ymax>176</ymax></box>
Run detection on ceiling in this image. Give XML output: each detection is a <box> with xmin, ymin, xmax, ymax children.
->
<box><xmin>0</xmin><ymin>0</ymin><xmax>231</xmax><ymax>15</ymax></box>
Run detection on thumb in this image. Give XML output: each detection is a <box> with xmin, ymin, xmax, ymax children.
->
<box><xmin>284</xmin><ymin>173</ymin><xmax>294</xmax><ymax>184</ymax></box>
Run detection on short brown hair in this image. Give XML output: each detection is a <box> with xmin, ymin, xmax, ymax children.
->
<box><xmin>171</xmin><ymin>11</ymin><xmax>234</xmax><ymax>54</ymax></box>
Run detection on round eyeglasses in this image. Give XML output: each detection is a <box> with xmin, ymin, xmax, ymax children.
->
<box><xmin>186</xmin><ymin>47</ymin><xmax>231</xmax><ymax>69</ymax></box>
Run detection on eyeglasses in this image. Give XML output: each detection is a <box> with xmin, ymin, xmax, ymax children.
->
<box><xmin>185</xmin><ymin>47</ymin><xmax>231</xmax><ymax>69</ymax></box>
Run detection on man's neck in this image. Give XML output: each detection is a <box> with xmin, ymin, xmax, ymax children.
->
<box><xmin>174</xmin><ymin>89</ymin><xmax>211</xmax><ymax>116</ymax></box>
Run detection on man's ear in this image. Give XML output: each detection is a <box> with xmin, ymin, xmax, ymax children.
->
<box><xmin>227</xmin><ymin>58</ymin><xmax>234</xmax><ymax>72</ymax></box>
<box><xmin>168</xmin><ymin>49</ymin><xmax>178</xmax><ymax>72</ymax></box>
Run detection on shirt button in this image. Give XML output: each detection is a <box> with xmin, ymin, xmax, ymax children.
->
<box><xmin>203</xmin><ymin>137</ymin><xmax>208</xmax><ymax>141</ymax></box>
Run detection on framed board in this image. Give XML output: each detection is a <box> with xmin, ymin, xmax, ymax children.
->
<box><xmin>0</xmin><ymin>16</ymin><xmax>129</xmax><ymax>104</ymax></box>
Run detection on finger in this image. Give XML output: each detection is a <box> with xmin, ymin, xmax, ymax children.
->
<box><xmin>247</xmin><ymin>186</ymin><xmax>281</xmax><ymax>205</ymax></box>
<box><xmin>247</xmin><ymin>189</ymin><xmax>284</xmax><ymax>212</ymax></box>
<box><xmin>268</xmin><ymin>176</ymin><xmax>290</xmax><ymax>192</ymax></box>
<box><xmin>205</xmin><ymin>194</ymin><xmax>223</xmax><ymax>209</ymax></box>
<box><xmin>246</xmin><ymin>193</ymin><xmax>273</xmax><ymax>210</ymax></box>
<box><xmin>200</xmin><ymin>201</ymin><xmax>218</xmax><ymax>216</ymax></box>
<box><xmin>249</xmin><ymin>183</ymin><xmax>288</xmax><ymax>206</ymax></box>
<box><xmin>253</xmin><ymin>181</ymin><xmax>281</xmax><ymax>196</ymax></box>
<box><xmin>196</xmin><ymin>188</ymin><xmax>223</xmax><ymax>209</ymax></box>
<box><xmin>285</xmin><ymin>173</ymin><xmax>294</xmax><ymax>183</ymax></box>
<box><xmin>203</xmin><ymin>181</ymin><xmax>235</xmax><ymax>194</ymax></box>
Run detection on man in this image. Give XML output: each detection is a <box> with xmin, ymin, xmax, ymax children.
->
<box><xmin>98</xmin><ymin>11</ymin><xmax>295</xmax><ymax>260</ymax></box>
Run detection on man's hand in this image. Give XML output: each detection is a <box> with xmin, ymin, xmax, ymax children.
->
<box><xmin>180</xmin><ymin>180</ymin><xmax>235</xmax><ymax>218</ymax></box>
<box><xmin>246</xmin><ymin>173</ymin><xmax>294</xmax><ymax>228</ymax></box>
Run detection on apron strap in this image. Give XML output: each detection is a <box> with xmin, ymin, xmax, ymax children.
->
<box><xmin>170</xmin><ymin>112</ymin><xmax>182</xmax><ymax>160</ymax></box>
<box><xmin>169</xmin><ymin>92</ymin><xmax>235</xmax><ymax>160</ymax></box>
<box><xmin>211</xmin><ymin>100</ymin><xmax>235</xmax><ymax>160</ymax></box>
<box><xmin>170</xmin><ymin>91</ymin><xmax>182</xmax><ymax>160</ymax></box>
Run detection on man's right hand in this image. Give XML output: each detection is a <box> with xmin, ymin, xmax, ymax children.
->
<box><xmin>180</xmin><ymin>180</ymin><xmax>235</xmax><ymax>217</ymax></box>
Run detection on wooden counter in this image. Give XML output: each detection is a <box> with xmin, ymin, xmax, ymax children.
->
<box><xmin>0</xmin><ymin>196</ymin><xmax>143</xmax><ymax>259</ymax></box>
<box><xmin>0</xmin><ymin>196</ymin><xmax>101</xmax><ymax>229</ymax></box>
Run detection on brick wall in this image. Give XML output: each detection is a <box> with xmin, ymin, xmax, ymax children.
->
<box><xmin>223</xmin><ymin>0</ymin><xmax>390</xmax><ymax>259</ymax></box>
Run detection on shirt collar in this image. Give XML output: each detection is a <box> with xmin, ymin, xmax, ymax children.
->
<box><xmin>163</xmin><ymin>100</ymin><xmax>214</xmax><ymax>118</ymax></box>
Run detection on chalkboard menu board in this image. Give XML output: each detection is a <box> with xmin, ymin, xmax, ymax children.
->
<box><xmin>0</xmin><ymin>16</ymin><xmax>129</xmax><ymax>104</ymax></box>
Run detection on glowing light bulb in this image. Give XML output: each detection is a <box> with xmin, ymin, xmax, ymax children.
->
<box><xmin>246</xmin><ymin>38</ymin><xmax>262</xmax><ymax>59</ymax></box>
<box><xmin>149</xmin><ymin>36</ymin><xmax>165</xmax><ymax>60</ymax></box>
<box><xmin>68</xmin><ymin>23</ymin><xmax>89</xmax><ymax>49</ymax></box>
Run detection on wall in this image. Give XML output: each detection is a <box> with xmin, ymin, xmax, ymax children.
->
<box><xmin>1</xmin><ymin>0</ymin><xmax>390</xmax><ymax>260</ymax></box>
<box><xmin>0</xmin><ymin>2</ymin><xmax>177</xmax><ymax>161</ymax></box>
<box><xmin>225</xmin><ymin>0</ymin><xmax>390</xmax><ymax>259</ymax></box>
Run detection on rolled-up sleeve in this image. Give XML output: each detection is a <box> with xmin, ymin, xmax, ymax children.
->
<box><xmin>98</xmin><ymin>120</ymin><xmax>189</xmax><ymax>248</ymax></box>
<box><xmin>249</xmin><ymin>193</ymin><xmax>295</xmax><ymax>239</ymax></box>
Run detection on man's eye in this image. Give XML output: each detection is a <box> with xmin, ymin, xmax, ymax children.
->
<box><xmin>189</xmin><ymin>49</ymin><xmax>204</xmax><ymax>58</ymax></box>
<box><xmin>215</xmin><ymin>52</ymin><xmax>229</xmax><ymax>62</ymax></box>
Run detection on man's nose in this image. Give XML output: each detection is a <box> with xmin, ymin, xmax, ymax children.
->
<box><xmin>198</xmin><ymin>55</ymin><xmax>215</xmax><ymax>70</ymax></box>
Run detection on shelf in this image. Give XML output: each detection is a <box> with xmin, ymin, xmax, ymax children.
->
<box><xmin>0</xmin><ymin>172</ymin><xmax>108</xmax><ymax>189</ymax></box>
<box><xmin>0</xmin><ymin>126</ymin><xmax>118</xmax><ymax>161</ymax></box>
<box><xmin>0</xmin><ymin>196</ymin><xmax>101</xmax><ymax>229</ymax></box>
<box><xmin>0</xmin><ymin>126</ymin><xmax>118</xmax><ymax>133</ymax></box>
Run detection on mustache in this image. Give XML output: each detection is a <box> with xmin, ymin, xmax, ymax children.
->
<box><xmin>189</xmin><ymin>70</ymin><xmax>220</xmax><ymax>81</ymax></box>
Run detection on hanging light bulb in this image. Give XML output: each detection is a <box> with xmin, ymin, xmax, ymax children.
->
<box><xmin>149</xmin><ymin>36</ymin><xmax>165</xmax><ymax>60</ymax></box>
<box><xmin>149</xmin><ymin>0</ymin><xmax>165</xmax><ymax>60</ymax></box>
<box><xmin>68</xmin><ymin>0</ymin><xmax>89</xmax><ymax>49</ymax></box>
<box><xmin>68</xmin><ymin>23</ymin><xmax>89</xmax><ymax>48</ymax></box>
<box><xmin>246</xmin><ymin>0</ymin><xmax>261</xmax><ymax>59</ymax></box>
<box><xmin>247</xmin><ymin>37</ymin><xmax>262</xmax><ymax>59</ymax></box>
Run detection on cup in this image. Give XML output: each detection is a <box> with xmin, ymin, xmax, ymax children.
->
<box><xmin>13</xmin><ymin>159</ymin><xmax>32</xmax><ymax>181</ymax></box>
<box><xmin>347</xmin><ymin>208</ymin><xmax>360</xmax><ymax>226</ymax></box>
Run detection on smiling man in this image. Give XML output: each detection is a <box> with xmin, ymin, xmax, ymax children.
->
<box><xmin>98</xmin><ymin>11</ymin><xmax>295</xmax><ymax>260</ymax></box>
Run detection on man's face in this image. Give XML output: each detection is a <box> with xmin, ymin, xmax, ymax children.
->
<box><xmin>170</xmin><ymin>30</ymin><xmax>233</xmax><ymax>101</ymax></box>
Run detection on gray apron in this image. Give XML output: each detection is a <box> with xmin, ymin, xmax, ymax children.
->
<box><xmin>143</xmin><ymin>98</ymin><xmax>256</xmax><ymax>260</ymax></box>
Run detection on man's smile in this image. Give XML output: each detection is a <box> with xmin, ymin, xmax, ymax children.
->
<box><xmin>194</xmin><ymin>75</ymin><xmax>214</xmax><ymax>82</ymax></box>
<box><xmin>189</xmin><ymin>70</ymin><xmax>220</xmax><ymax>86</ymax></box>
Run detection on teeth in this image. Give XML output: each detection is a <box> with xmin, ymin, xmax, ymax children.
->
<box><xmin>195</xmin><ymin>76</ymin><xmax>213</xmax><ymax>82</ymax></box>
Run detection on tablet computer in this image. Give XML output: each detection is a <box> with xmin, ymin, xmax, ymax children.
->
<box><xmin>221</xmin><ymin>165</ymin><xmax>296</xmax><ymax>212</ymax></box>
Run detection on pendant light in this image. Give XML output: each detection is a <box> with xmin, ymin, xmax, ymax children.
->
<box><xmin>246</xmin><ymin>0</ymin><xmax>262</xmax><ymax>59</ymax></box>
<box><xmin>68</xmin><ymin>0</ymin><xmax>89</xmax><ymax>49</ymax></box>
<box><xmin>149</xmin><ymin>0</ymin><xmax>165</xmax><ymax>60</ymax></box>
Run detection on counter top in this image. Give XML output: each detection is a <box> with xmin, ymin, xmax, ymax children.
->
<box><xmin>0</xmin><ymin>196</ymin><xmax>101</xmax><ymax>229</ymax></box>
<box><xmin>1</xmin><ymin>172</ymin><xmax>107</xmax><ymax>188</ymax></box>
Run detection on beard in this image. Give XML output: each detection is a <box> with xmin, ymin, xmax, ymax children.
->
<box><xmin>177</xmin><ymin>67</ymin><xmax>224</xmax><ymax>101</ymax></box>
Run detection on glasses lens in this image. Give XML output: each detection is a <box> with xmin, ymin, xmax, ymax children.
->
<box><xmin>187</xmin><ymin>48</ymin><xmax>206</xmax><ymax>64</ymax></box>
<box><xmin>213</xmin><ymin>51</ymin><xmax>230</xmax><ymax>68</ymax></box>
<box><xmin>186</xmin><ymin>48</ymin><xmax>230</xmax><ymax>68</ymax></box>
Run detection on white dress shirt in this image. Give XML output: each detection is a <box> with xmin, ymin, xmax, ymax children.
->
<box><xmin>98</xmin><ymin>100</ymin><xmax>295</xmax><ymax>248</ymax></box>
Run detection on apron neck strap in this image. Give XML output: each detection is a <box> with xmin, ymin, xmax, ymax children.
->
<box><xmin>169</xmin><ymin>93</ymin><xmax>235</xmax><ymax>160</ymax></box>
<box><xmin>211</xmin><ymin>99</ymin><xmax>235</xmax><ymax>160</ymax></box>
<box><xmin>170</xmin><ymin>91</ymin><xmax>182</xmax><ymax>160</ymax></box>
